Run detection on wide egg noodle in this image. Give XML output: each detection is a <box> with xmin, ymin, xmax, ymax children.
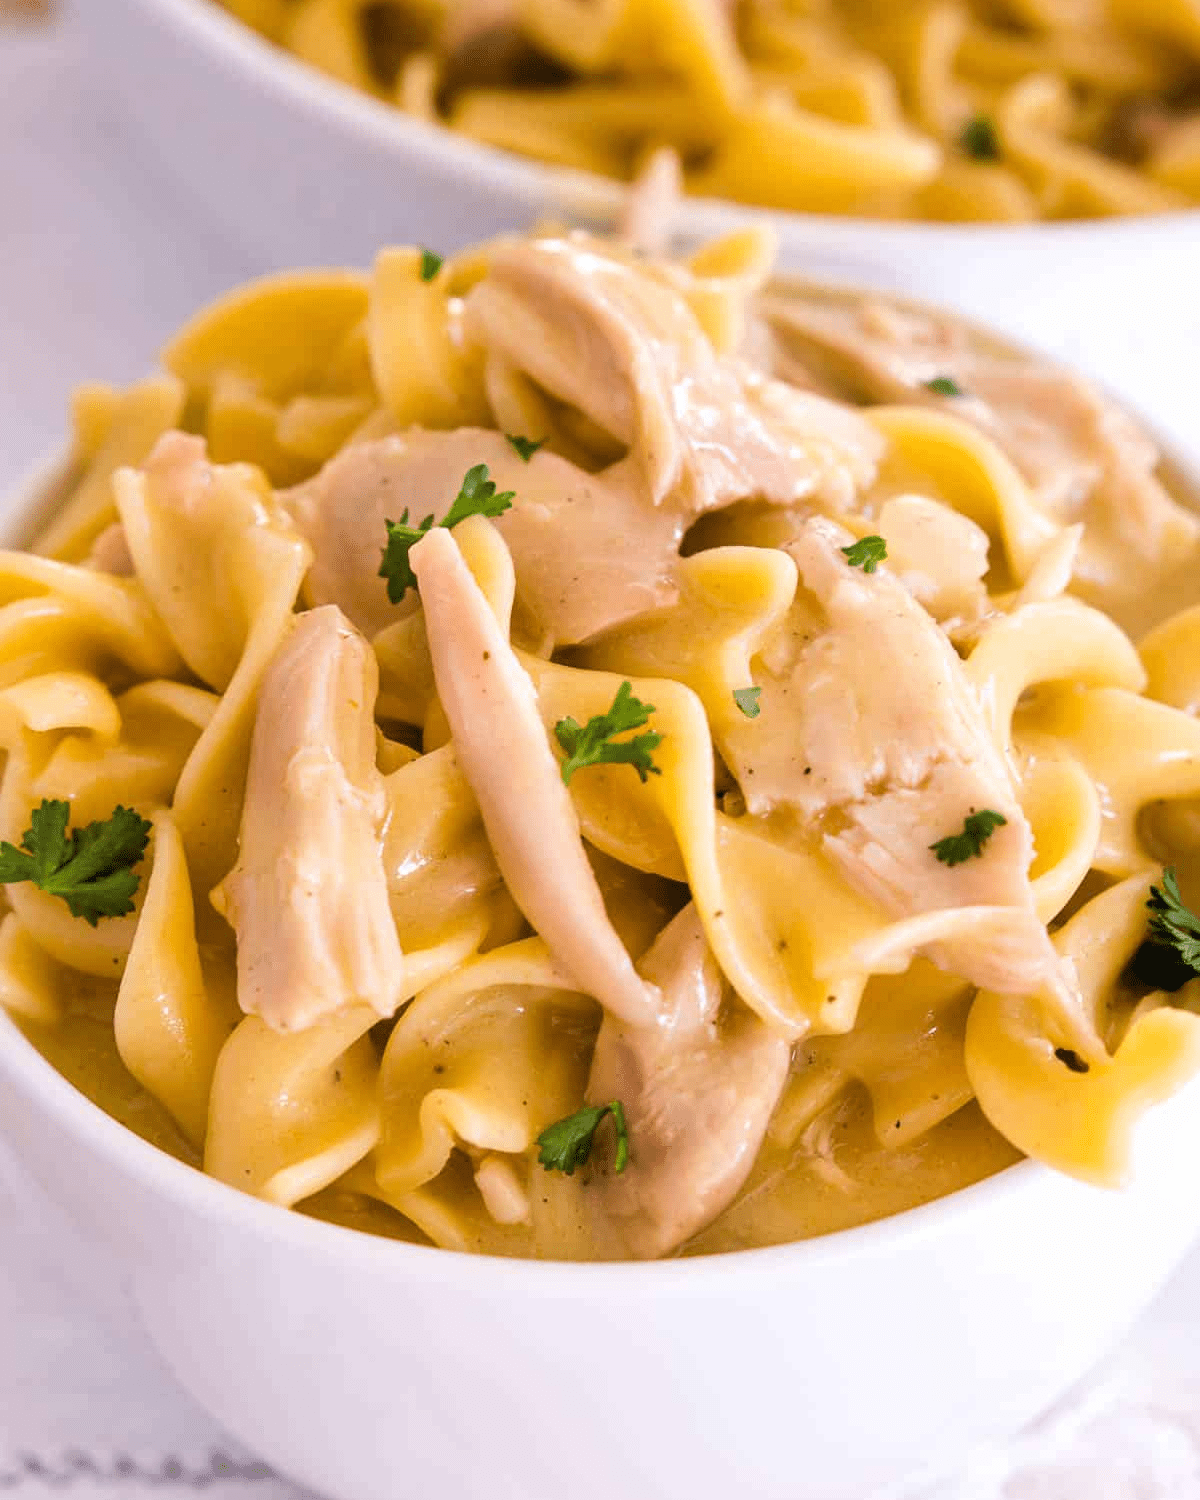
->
<box><xmin>114</xmin><ymin>438</ymin><xmax>313</xmax><ymax>904</ymax></box>
<box><xmin>371</xmin><ymin>938</ymin><xmax>598</xmax><ymax>1251</ymax></box>
<box><xmin>114</xmin><ymin>812</ymin><xmax>240</xmax><ymax>1147</ymax></box>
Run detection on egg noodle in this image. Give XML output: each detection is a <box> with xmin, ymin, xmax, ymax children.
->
<box><xmin>4</xmin><ymin>226</ymin><xmax>1200</xmax><ymax>1258</ymax></box>
<box><xmin>214</xmin><ymin>0</ymin><xmax>1200</xmax><ymax>220</ymax></box>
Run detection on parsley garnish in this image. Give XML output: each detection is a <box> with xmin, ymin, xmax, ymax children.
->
<box><xmin>0</xmin><ymin>799</ymin><xmax>151</xmax><ymax>925</ymax></box>
<box><xmin>379</xmin><ymin>463</ymin><xmax>515</xmax><ymax>604</ymax></box>
<box><xmin>555</xmin><ymin>681</ymin><xmax>663</xmax><ymax>786</ymax></box>
<box><xmin>537</xmin><ymin>1100</ymin><xmax>629</xmax><ymax>1176</ymax></box>
<box><xmin>419</xmin><ymin>248</ymin><xmax>442</xmax><ymax>281</ymax></box>
<box><xmin>925</xmin><ymin>375</ymin><xmax>964</xmax><ymax>396</ymax></box>
<box><xmin>505</xmin><ymin>434</ymin><xmax>545</xmax><ymax>462</ymax></box>
<box><xmin>961</xmin><ymin>115</ymin><xmax>1000</xmax><ymax>161</ymax></box>
<box><xmin>841</xmin><ymin>535</ymin><xmax>887</xmax><ymax>573</ymax></box>
<box><xmin>929</xmin><ymin>809</ymin><xmax>1007</xmax><ymax>866</ymax></box>
<box><xmin>733</xmin><ymin>686</ymin><xmax>762</xmax><ymax>719</ymax></box>
<box><xmin>1145</xmin><ymin>867</ymin><xmax>1200</xmax><ymax>976</ymax></box>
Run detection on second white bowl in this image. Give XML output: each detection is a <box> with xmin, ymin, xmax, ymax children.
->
<box><xmin>97</xmin><ymin>0</ymin><xmax>1200</xmax><ymax>440</ymax></box>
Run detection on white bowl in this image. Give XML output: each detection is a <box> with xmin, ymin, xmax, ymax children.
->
<box><xmin>3</xmin><ymin>440</ymin><xmax>1200</xmax><ymax>1499</ymax></box>
<box><xmin>98</xmin><ymin>0</ymin><xmax>1200</xmax><ymax>425</ymax></box>
<box><xmin>4</xmin><ymin>993</ymin><xmax>1200</xmax><ymax>1500</ymax></box>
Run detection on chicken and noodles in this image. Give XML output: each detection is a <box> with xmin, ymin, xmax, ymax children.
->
<box><xmin>4</xmin><ymin>228</ymin><xmax>1200</xmax><ymax>1259</ymax></box>
<box><xmin>215</xmin><ymin>0</ymin><xmax>1200</xmax><ymax>220</ymax></box>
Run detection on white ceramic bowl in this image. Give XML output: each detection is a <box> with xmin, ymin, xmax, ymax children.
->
<box><xmin>98</xmin><ymin>0</ymin><xmax>1200</xmax><ymax>418</ymax></box>
<box><xmin>4</xmin><ymin>991</ymin><xmax>1200</xmax><ymax>1500</ymax></box>
<box><xmin>2</xmin><ymin>442</ymin><xmax>1200</xmax><ymax>1500</ymax></box>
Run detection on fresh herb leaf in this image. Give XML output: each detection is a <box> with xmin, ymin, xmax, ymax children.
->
<box><xmin>537</xmin><ymin>1100</ymin><xmax>629</xmax><ymax>1176</ymax></box>
<box><xmin>440</xmin><ymin>463</ymin><xmax>516</xmax><ymax>528</ymax></box>
<box><xmin>733</xmin><ymin>686</ymin><xmax>762</xmax><ymax>719</ymax></box>
<box><xmin>840</xmin><ymin>535</ymin><xmax>888</xmax><ymax>573</ymax></box>
<box><xmin>1145</xmin><ymin>867</ymin><xmax>1200</xmax><ymax>978</ymax></box>
<box><xmin>379</xmin><ymin>463</ymin><xmax>516</xmax><ymax>604</ymax></box>
<box><xmin>505</xmin><ymin>434</ymin><xmax>545</xmax><ymax>462</ymax></box>
<box><xmin>1054</xmin><ymin>1047</ymin><xmax>1090</xmax><ymax>1074</ymax></box>
<box><xmin>0</xmin><ymin>799</ymin><xmax>151</xmax><ymax>925</ymax></box>
<box><xmin>925</xmin><ymin>375</ymin><xmax>964</xmax><ymax>396</ymax></box>
<box><xmin>1129</xmin><ymin>937</ymin><xmax>1196</xmax><ymax>993</ymax></box>
<box><xmin>929</xmin><ymin>809</ymin><xmax>1007</xmax><ymax>866</ymax></box>
<box><xmin>555</xmin><ymin>681</ymin><xmax>663</xmax><ymax>785</ymax></box>
<box><xmin>419</xmin><ymin>247</ymin><xmax>442</xmax><ymax>281</ymax></box>
<box><xmin>961</xmin><ymin>115</ymin><xmax>1000</xmax><ymax>161</ymax></box>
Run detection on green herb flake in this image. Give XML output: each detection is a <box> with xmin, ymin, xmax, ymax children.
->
<box><xmin>1145</xmin><ymin>867</ymin><xmax>1200</xmax><ymax>976</ymax></box>
<box><xmin>925</xmin><ymin>375</ymin><xmax>965</xmax><ymax>397</ymax></box>
<box><xmin>505</xmin><ymin>434</ymin><xmax>545</xmax><ymax>462</ymax></box>
<box><xmin>379</xmin><ymin>462</ymin><xmax>515</xmax><ymax>604</ymax></box>
<box><xmin>929</xmin><ymin>809</ymin><xmax>1007</xmax><ymax>867</ymax></box>
<box><xmin>0</xmin><ymin>799</ymin><xmax>151</xmax><ymax>925</ymax></box>
<box><xmin>555</xmin><ymin>680</ymin><xmax>663</xmax><ymax>785</ymax></box>
<box><xmin>733</xmin><ymin>686</ymin><xmax>762</xmax><ymax>719</ymax></box>
<box><xmin>419</xmin><ymin>248</ymin><xmax>443</xmax><ymax>281</ymax></box>
<box><xmin>840</xmin><ymin>535</ymin><xmax>888</xmax><ymax>573</ymax></box>
<box><xmin>537</xmin><ymin>1100</ymin><xmax>629</xmax><ymax>1176</ymax></box>
<box><xmin>961</xmin><ymin>115</ymin><xmax>1001</xmax><ymax>161</ymax></box>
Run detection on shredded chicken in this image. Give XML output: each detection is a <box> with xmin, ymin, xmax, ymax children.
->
<box><xmin>728</xmin><ymin>516</ymin><xmax>1068</xmax><ymax>1000</ymax></box>
<box><xmin>410</xmin><ymin>524</ymin><xmax>660</xmax><ymax>1028</ymax></box>
<box><xmin>764</xmin><ymin>291</ymin><xmax>1198</xmax><ymax>605</ymax></box>
<box><xmin>216</xmin><ymin>605</ymin><xmax>402</xmax><ymax>1031</ymax></box>
<box><xmin>464</xmin><ymin>238</ymin><xmax>883</xmax><ymax>515</ymax></box>
<box><xmin>585</xmin><ymin>905</ymin><xmax>790</xmax><ymax>1259</ymax></box>
<box><xmin>85</xmin><ymin>522</ymin><xmax>134</xmax><ymax>576</ymax></box>
<box><xmin>285</xmin><ymin>428</ymin><xmax>683</xmax><ymax>646</ymax></box>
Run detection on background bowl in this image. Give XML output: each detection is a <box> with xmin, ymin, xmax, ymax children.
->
<box><xmin>99</xmin><ymin>0</ymin><xmax>1200</xmax><ymax>442</ymax></box>
<box><xmin>2</xmin><ymin>431</ymin><xmax>1200</xmax><ymax>1500</ymax></box>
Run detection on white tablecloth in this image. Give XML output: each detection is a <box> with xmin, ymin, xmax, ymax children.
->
<box><xmin>5</xmin><ymin>7</ymin><xmax>1200</xmax><ymax>1497</ymax></box>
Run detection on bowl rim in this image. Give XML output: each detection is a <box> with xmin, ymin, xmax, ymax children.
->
<box><xmin>125</xmin><ymin>0</ymin><xmax>1200</xmax><ymax>244</ymax></box>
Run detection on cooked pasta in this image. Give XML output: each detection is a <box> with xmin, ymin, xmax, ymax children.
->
<box><xmin>212</xmin><ymin>0</ymin><xmax>1200</xmax><ymax>220</ymax></box>
<box><xmin>5</xmin><ymin>225</ymin><xmax>1200</xmax><ymax>1260</ymax></box>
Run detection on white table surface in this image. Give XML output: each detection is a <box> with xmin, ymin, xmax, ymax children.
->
<box><xmin>5</xmin><ymin>6</ymin><xmax>1200</xmax><ymax>1497</ymax></box>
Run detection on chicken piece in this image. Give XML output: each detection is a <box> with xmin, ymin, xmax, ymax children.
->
<box><xmin>85</xmin><ymin>522</ymin><xmax>134</xmax><ymax>576</ymax></box>
<box><xmin>730</xmin><ymin>516</ymin><xmax>1065</xmax><ymax>999</ymax></box>
<box><xmin>216</xmin><ymin>605</ymin><xmax>402</xmax><ymax>1032</ymax></box>
<box><xmin>764</xmin><ymin>291</ymin><xmax>1198</xmax><ymax>605</ymax></box>
<box><xmin>464</xmin><ymin>237</ymin><xmax>882</xmax><ymax>514</ymax></box>
<box><xmin>411</xmin><ymin>524</ymin><xmax>659</xmax><ymax>1028</ymax></box>
<box><xmin>585</xmin><ymin>905</ymin><xmax>790</xmax><ymax>1259</ymax></box>
<box><xmin>285</xmin><ymin>428</ymin><xmax>682</xmax><ymax>645</ymax></box>
<box><xmin>438</xmin><ymin>0</ymin><xmax>564</xmax><ymax>94</ymax></box>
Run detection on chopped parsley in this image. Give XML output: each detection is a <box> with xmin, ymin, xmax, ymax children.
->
<box><xmin>929</xmin><ymin>809</ymin><xmax>1007</xmax><ymax>866</ymax></box>
<box><xmin>961</xmin><ymin>115</ymin><xmax>1001</xmax><ymax>161</ymax></box>
<box><xmin>841</xmin><ymin>535</ymin><xmax>888</xmax><ymax>573</ymax></box>
<box><xmin>555</xmin><ymin>681</ymin><xmax>663</xmax><ymax>785</ymax></box>
<box><xmin>733</xmin><ymin>686</ymin><xmax>762</xmax><ymax>719</ymax></box>
<box><xmin>537</xmin><ymin>1100</ymin><xmax>629</xmax><ymax>1176</ymax></box>
<box><xmin>419</xmin><ymin>248</ymin><xmax>442</xmax><ymax>281</ymax></box>
<box><xmin>1145</xmin><ymin>867</ymin><xmax>1200</xmax><ymax>975</ymax></box>
<box><xmin>0</xmin><ymin>799</ymin><xmax>151</xmax><ymax>925</ymax></box>
<box><xmin>505</xmin><ymin>434</ymin><xmax>545</xmax><ymax>462</ymax></box>
<box><xmin>379</xmin><ymin>463</ymin><xmax>515</xmax><ymax>604</ymax></box>
<box><xmin>925</xmin><ymin>375</ymin><xmax>965</xmax><ymax>397</ymax></box>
